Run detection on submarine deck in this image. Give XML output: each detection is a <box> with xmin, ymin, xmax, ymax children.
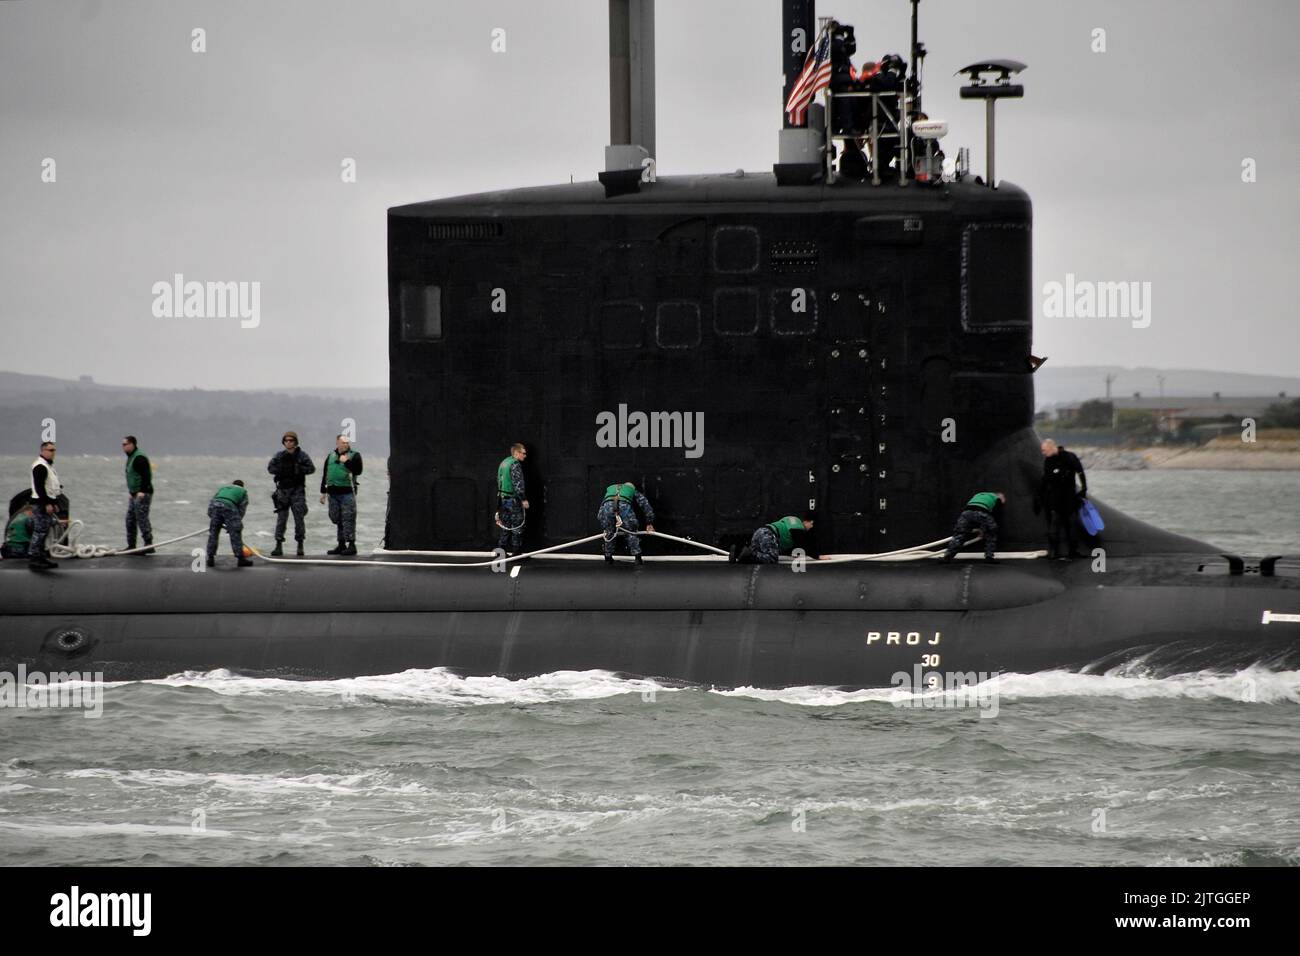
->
<box><xmin>389</xmin><ymin>172</ymin><xmax>1028</xmax><ymax>217</ymax></box>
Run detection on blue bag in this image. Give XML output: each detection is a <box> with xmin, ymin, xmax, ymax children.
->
<box><xmin>1079</xmin><ymin>499</ymin><xmax>1104</xmax><ymax>536</ymax></box>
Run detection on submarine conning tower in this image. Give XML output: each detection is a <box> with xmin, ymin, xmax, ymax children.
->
<box><xmin>385</xmin><ymin>2</ymin><xmax>1193</xmax><ymax>557</ymax></box>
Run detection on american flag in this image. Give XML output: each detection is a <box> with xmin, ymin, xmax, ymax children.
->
<box><xmin>785</xmin><ymin>24</ymin><xmax>833</xmax><ymax>126</ymax></box>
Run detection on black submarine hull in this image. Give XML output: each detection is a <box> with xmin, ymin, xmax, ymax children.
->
<box><xmin>4</xmin><ymin>545</ymin><xmax>1297</xmax><ymax>687</ymax></box>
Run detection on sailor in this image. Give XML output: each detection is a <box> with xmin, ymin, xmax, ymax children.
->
<box><xmin>596</xmin><ymin>481</ymin><xmax>655</xmax><ymax>564</ymax></box>
<box><xmin>268</xmin><ymin>430</ymin><xmax>315</xmax><ymax>557</ymax></box>
<box><xmin>839</xmin><ymin>137</ymin><xmax>870</xmax><ymax>181</ymax></box>
<box><xmin>121</xmin><ymin>435</ymin><xmax>154</xmax><ymax>555</ymax></box>
<box><xmin>494</xmin><ymin>443</ymin><xmax>529</xmax><ymax>555</ymax></box>
<box><xmin>941</xmin><ymin>491</ymin><xmax>1006</xmax><ymax>563</ymax></box>
<box><xmin>28</xmin><ymin>441</ymin><xmax>62</xmax><ymax>570</ymax></box>
<box><xmin>2</xmin><ymin>503</ymin><xmax>34</xmax><ymax>559</ymax></box>
<box><xmin>206</xmin><ymin>480</ymin><xmax>253</xmax><ymax>568</ymax></box>
<box><xmin>320</xmin><ymin>435</ymin><xmax>363</xmax><ymax>556</ymax></box>
<box><xmin>734</xmin><ymin>515</ymin><xmax>815</xmax><ymax>564</ymax></box>
<box><xmin>1035</xmin><ymin>439</ymin><xmax>1087</xmax><ymax>560</ymax></box>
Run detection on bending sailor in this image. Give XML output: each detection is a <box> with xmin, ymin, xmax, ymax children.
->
<box><xmin>596</xmin><ymin>482</ymin><xmax>655</xmax><ymax>564</ymax></box>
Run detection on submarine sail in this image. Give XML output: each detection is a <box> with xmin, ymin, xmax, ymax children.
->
<box><xmin>1</xmin><ymin>0</ymin><xmax>1297</xmax><ymax>687</ymax></box>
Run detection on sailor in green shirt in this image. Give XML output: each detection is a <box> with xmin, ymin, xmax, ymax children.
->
<box><xmin>941</xmin><ymin>491</ymin><xmax>1006</xmax><ymax>563</ymax></box>
<box><xmin>494</xmin><ymin>443</ymin><xmax>529</xmax><ymax>555</ymax></box>
<box><xmin>122</xmin><ymin>435</ymin><xmax>154</xmax><ymax>554</ymax></box>
<box><xmin>320</xmin><ymin>435</ymin><xmax>363</xmax><ymax>556</ymax></box>
<box><xmin>2</xmin><ymin>503</ymin><xmax>34</xmax><ymax>559</ymax></box>
<box><xmin>733</xmin><ymin>515</ymin><xmax>815</xmax><ymax>564</ymax></box>
<box><xmin>596</xmin><ymin>481</ymin><xmax>655</xmax><ymax>564</ymax></box>
<box><xmin>206</xmin><ymin>480</ymin><xmax>253</xmax><ymax>567</ymax></box>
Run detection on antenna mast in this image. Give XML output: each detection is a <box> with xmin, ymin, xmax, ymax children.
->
<box><xmin>909</xmin><ymin>0</ymin><xmax>922</xmax><ymax>115</ymax></box>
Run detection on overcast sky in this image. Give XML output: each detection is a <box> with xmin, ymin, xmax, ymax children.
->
<box><xmin>1</xmin><ymin>0</ymin><xmax>1296</xmax><ymax>388</ymax></box>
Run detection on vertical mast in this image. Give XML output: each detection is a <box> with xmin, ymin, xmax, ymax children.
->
<box><xmin>909</xmin><ymin>0</ymin><xmax>922</xmax><ymax>114</ymax></box>
<box><xmin>781</xmin><ymin>0</ymin><xmax>817</xmax><ymax>127</ymax></box>
<box><xmin>603</xmin><ymin>0</ymin><xmax>655</xmax><ymax>194</ymax></box>
<box><xmin>773</xmin><ymin>0</ymin><xmax>823</xmax><ymax>184</ymax></box>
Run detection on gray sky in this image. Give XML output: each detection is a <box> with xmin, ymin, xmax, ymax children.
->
<box><xmin>1</xmin><ymin>0</ymin><xmax>1297</xmax><ymax>388</ymax></box>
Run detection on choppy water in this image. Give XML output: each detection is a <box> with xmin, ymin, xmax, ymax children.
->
<box><xmin>1</xmin><ymin>457</ymin><xmax>1298</xmax><ymax>866</ymax></box>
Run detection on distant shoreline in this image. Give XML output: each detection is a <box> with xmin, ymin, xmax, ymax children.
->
<box><xmin>1076</xmin><ymin>439</ymin><xmax>1300</xmax><ymax>471</ymax></box>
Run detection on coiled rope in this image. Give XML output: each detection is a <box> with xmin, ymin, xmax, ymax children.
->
<box><xmin>45</xmin><ymin>519</ymin><xmax>208</xmax><ymax>559</ymax></box>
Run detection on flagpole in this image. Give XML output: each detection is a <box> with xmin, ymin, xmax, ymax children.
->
<box><xmin>819</xmin><ymin>17</ymin><xmax>832</xmax><ymax>179</ymax></box>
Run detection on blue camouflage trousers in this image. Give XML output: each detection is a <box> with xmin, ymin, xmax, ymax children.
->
<box><xmin>273</xmin><ymin>486</ymin><xmax>308</xmax><ymax>542</ymax></box>
<box><xmin>328</xmin><ymin>492</ymin><xmax>357</xmax><ymax>543</ymax></box>
<box><xmin>748</xmin><ymin>526</ymin><xmax>781</xmax><ymax>564</ymax></box>
<box><xmin>29</xmin><ymin>504</ymin><xmax>54</xmax><ymax>561</ymax></box>
<box><xmin>126</xmin><ymin>492</ymin><xmax>153</xmax><ymax>547</ymax></box>
<box><xmin>206</xmin><ymin>500</ymin><xmax>244</xmax><ymax>559</ymax></box>
<box><xmin>944</xmin><ymin>509</ymin><xmax>998</xmax><ymax>559</ymax></box>
<box><xmin>597</xmin><ymin>499</ymin><xmax>641</xmax><ymax>557</ymax></box>
<box><xmin>497</xmin><ymin>496</ymin><xmax>524</xmax><ymax>553</ymax></box>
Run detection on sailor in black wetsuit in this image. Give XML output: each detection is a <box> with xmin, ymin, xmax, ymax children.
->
<box><xmin>28</xmin><ymin>441</ymin><xmax>62</xmax><ymax>570</ymax></box>
<box><xmin>1035</xmin><ymin>438</ymin><xmax>1087</xmax><ymax>560</ymax></box>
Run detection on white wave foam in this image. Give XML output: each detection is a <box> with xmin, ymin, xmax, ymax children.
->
<box><xmin>99</xmin><ymin>664</ymin><xmax>1300</xmax><ymax>709</ymax></box>
<box><xmin>0</xmin><ymin>820</ymin><xmax>232</xmax><ymax>838</ymax></box>
<box><xmin>129</xmin><ymin>667</ymin><xmax>676</xmax><ymax>707</ymax></box>
<box><xmin>721</xmin><ymin>666</ymin><xmax>1300</xmax><ymax>707</ymax></box>
<box><xmin>986</xmin><ymin>667</ymin><xmax>1300</xmax><ymax>704</ymax></box>
<box><xmin>59</xmin><ymin>766</ymin><xmax>421</xmax><ymax>796</ymax></box>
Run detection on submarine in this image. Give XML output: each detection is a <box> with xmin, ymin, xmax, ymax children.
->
<box><xmin>2</xmin><ymin>0</ymin><xmax>1298</xmax><ymax>688</ymax></box>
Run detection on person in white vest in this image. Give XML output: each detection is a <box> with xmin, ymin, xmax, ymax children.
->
<box><xmin>29</xmin><ymin>441</ymin><xmax>62</xmax><ymax>570</ymax></box>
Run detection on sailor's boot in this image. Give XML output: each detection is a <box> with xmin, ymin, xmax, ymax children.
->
<box><xmin>142</xmin><ymin>536</ymin><xmax>155</xmax><ymax>555</ymax></box>
<box><xmin>327</xmin><ymin>537</ymin><xmax>344</xmax><ymax>555</ymax></box>
<box><xmin>340</xmin><ymin>542</ymin><xmax>357</xmax><ymax>556</ymax></box>
<box><xmin>296</xmin><ymin>541</ymin><xmax>305</xmax><ymax>557</ymax></box>
<box><xmin>270</xmin><ymin>541</ymin><xmax>284</xmax><ymax>557</ymax></box>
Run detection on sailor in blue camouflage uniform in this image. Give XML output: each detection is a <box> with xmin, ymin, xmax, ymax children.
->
<box><xmin>735</xmin><ymin>515</ymin><xmax>814</xmax><ymax>564</ymax></box>
<box><xmin>494</xmin><ymin>443</ymin><xmax>530</xmax><ymax>555</ymax></box>
<box><xmin>320</xmin><ymin>435</ymin><xmax>363</xmax><ymax>556</ymax></box>
<box><xmin>28</xmin><ymin>441</ymin><xmax>62</xmax><ymax>570</ymax></box>
<box><xmin>206</xmin><ymin>480</ymin><xmax>253</xmax><ymax>567</ymax></box>
<box><xmin>941</xmin><ymin>491</ymin><xmax>1006</xmax><ymax>562</ymax></box>
<box><xmin>121</xmin><ymin>436</ymin><xmax>154</xmax><ymax>554</ymax></box>
<box><xmin>267</xmin><ymin>430</ymin><xmax>315</xmax><ymax>557</ymax></box>
<box><xmin>596</xmin><ymin>481</ymin><xmax>655</xmax><ymax>564</ymax></box>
